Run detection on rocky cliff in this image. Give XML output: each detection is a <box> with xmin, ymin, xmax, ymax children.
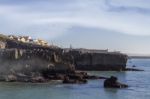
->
<box><xmin>0</xmin><ymin>34</ymin><xmax>128</xmax><ymax>73</ymax></box>
<box><xmin>0</xmin><ymin>49</ymin><xmax>74</xmax><ymax>75</ymax></box>
<box><xmin>65</xmin><ymin>50</ymin><xmax>128</xmax><ymax>71</ymax></box>
<box><xmin>0</xmin><ymin>35</ymin><xmax>77</xmax><ymax>82</ymax></box>
<box><xmin>0</xmin><ymin>34</ymin><xmax>128</xmax><ymax>82</ymax></box>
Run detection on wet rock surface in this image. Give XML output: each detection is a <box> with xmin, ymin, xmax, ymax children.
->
<box><xmin>104</xmin><ymin>76</ymin><xmax>128</xmax><ymax>88</ymax></box>
<box><xmin>0</xmin><ymin>71</ymin><xmax>106</xmax><ymax>84</ymax></box>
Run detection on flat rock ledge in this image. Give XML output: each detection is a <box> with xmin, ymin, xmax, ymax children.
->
<box><xmin>0</xmin><ymin>71</ymin><xmax>107</xmax><ymax>84</ymax></box>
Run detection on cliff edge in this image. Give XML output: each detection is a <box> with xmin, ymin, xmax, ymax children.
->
<box><xmin>0</xmin><ymin>34</ymin><xmax>128</xmax><ymax>82</ymax></box>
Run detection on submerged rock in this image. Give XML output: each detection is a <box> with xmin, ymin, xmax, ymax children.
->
<box><xmin>104</xmin><ymin>76</ymin><xmax>128</xmax><ymax>88</ymax></box>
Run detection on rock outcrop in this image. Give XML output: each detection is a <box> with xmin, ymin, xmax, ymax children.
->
<box><xmin>0</xmin><ymin>34</ymin><xmax>128</xmax><ymax>83</ymax></box>
<box><xmin>64</xmin><ymin>50</ymin><xmax>128</xmax><ymax>71</ymax></box>
<box><xmin>0</xmin><ymin>48</ymin><xmax>76</xmax><ymax>82</ymax></box>
<box><xmin>104</xmin><ymin>76</ymin><xmax>128</xmax><ymax>88</ymax></box>
<box><xmin>0</xmin><ymin>34</ymin><xmax>76</xmax><ymax>82</ymax></box>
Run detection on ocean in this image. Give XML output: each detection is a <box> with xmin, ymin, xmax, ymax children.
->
<box><xmin>0</xmin><ymin>59</ymin><xmax>149</xmax><ymax>99</ymax></box>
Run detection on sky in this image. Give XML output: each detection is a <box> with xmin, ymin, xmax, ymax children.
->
<box><xmin>0</xmin><ymin>0</ymin><xmax>150</xmax><ymax>55</ymax></box>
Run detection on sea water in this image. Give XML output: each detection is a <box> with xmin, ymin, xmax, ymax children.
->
<box><xmin>0</xmin><ymin>59</ymin><xmax>150</xmax><ymax>99</ymax></box>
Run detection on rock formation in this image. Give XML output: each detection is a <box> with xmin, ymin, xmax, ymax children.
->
<box><xmin>64</xmin><ymin>49</ymin><xmax>128</xmax><ymax>71</ymax></box>
<box><xmin>104</xmin><ymin>76</ymin><xmax>128</xmax><ymax>88</ymax></box>
<box><xmin>0</xmin><ymin>34</ymin><xmax>128</xmax><ymax>83</ymax></box>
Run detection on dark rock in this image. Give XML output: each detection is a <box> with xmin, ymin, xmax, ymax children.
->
<box><xmin>84</xmin><ymin>75</ymin><xmax>108</xmax><ymax>79</ymax></box>
<box><xmin>74</xmin><ymin>71</ymin><xmax>107</xmax><ymax>79</ymax></box>
<box><xmin>54</xmin><ymin>74</ymin><xmax>65</xmax><ymax>80</ymax></box>
<box><xmin>31</xmin><ymin>76</ymin><xmax>46</xmax><ymax>83</ymax></box>
<box><xmin>62</xmin><ymin>76</ymin><xmax>75</xmax><ymax>84</ymax></box>
<box><xmin>62</xmin><ymin>75</ymin><xmax>87</xmax><ymax>84</ymax></box>
<box><xmin>64</xmin><ymin>50</ymin><xmax>128</xmax><ymax>71</ymax></box>
<box><xmin>104</xmin><ymin>76</ymin><xmax>128</xmax><ymax>88</ymax></box>
<box><xmin>68</xmin><ymin>74</ymin><xmax>84</xmax><ymax>80</ymax></box>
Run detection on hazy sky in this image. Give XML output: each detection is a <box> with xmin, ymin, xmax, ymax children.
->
<box><xmin>0</xmin><ymin>0</ymin><xmax>150</xmax><ymax>54</ymax></box>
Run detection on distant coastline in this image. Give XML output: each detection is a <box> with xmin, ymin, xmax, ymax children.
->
<box><xmin>128</xmin><ymin>56</ymin><xmax>150</xmax><ymax>59</ymax></box>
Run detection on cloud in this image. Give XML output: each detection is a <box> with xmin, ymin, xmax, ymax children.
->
<box><xmin>105</xmin><ymin>0</ymin><xmax>150</xmax><ymax>14</ymax></box>
<box><xmin>0</xmin><ymin>0</ymin><xmax>150</xmax><ymax>39</ymax></box>
<box><xmin>105</xmin><ymin>0</ymin><xmax>150</xmax><ymax>9</ymax></box>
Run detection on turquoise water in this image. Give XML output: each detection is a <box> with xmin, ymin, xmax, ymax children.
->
<box><xmin>0</xmin><ymin>59</ymin><xmax>150</xmax><ymax>99</ymax></box>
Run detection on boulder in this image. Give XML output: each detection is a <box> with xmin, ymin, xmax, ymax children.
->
<box><xmin>104</xmin><ymin>76</ymin><xmax>128</xmax><ymax>88</ymax></box>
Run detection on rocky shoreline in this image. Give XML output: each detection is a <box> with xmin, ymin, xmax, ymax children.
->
<box><xmin>0</xmin><ymin>34</ymin><xmax>128</xmax><ymax>84</ymax></box>
<box><xmin>0</xmin><ymin>71</ymin><xmax>107</xmax><ymax>83</ymax></box>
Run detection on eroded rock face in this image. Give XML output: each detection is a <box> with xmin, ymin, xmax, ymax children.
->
<box><xmin>3</xmin><ymin>37</ymin><xmax>128</xmax><ymax>71</ymax></box>
<box><xmin>65</xmin><ymin>50</ymin><xmax>128</xmax><ymax>71</ymax></box>
<box><xmin>0</xmin><ymin>48</ymin><xmax>75</xmax><ymax>82</ymax></box>
<box><xmin>0</xmin><ymin>38</ymin><xmax>80</xmax><ymax>83</ymax></box>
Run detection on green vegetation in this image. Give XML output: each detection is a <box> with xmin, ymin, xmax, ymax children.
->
<box><xmin>0</xmin><ymin>34</ymin><xmax>10</xmax><ymax>41</ymax></box>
